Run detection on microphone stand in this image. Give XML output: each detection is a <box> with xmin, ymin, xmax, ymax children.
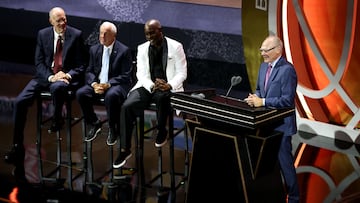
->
<box><xmin>225</xmin><ymin>85</ymin><xmax>234</xmax><ymax>97</ymax></box>
<box><xmin>225</xmin><ymin>76</ymin><xmax>242</xmax><ymax>97</ymax></box>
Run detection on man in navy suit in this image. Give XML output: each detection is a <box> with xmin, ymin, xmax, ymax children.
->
<box><xmin>4</xmin><ymin>7</ymin><xmax>87</xmax><ymax>181</ymax></box>
<box><xmin>76</xmin><ymin>21</ymin><xmax>133</xmax><ymax>146</ymax></box>
<box><xmin>113</xmin><ymin>19</ymin><xmax>187</xmax><ymax>168</ymax></box>
<box><xmin>245</xmin><ymin>35</ymin><xmax>300</xmax><ymax>203</ymax></box>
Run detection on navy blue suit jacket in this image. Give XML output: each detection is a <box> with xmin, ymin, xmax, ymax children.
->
<box><xmin>85</xmin><ymin>40</ymin><xmax>133</xmax><ymax>94</ymax></box>
<box><xmin>34</xmin><ymin>25</ymin><xmax>87</xmax><ymax>87</ymax></box>
<box><xmin>255</xmin><ymin>56</ymin><xmax>297</xmax><ymax>136</ymax></box>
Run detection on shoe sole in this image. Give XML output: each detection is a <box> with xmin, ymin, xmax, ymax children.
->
<box><xmin>107</xmin><ymin>138</ymin><xmax>117</xmax><ymax>146</ymax></box>
<box><xmin>113</xmin><ymin>153</ymin><xmax>132</xmax><ymax>169</ymax></box>
<box><xmin>155</xmin><ymin>139</ymin><xmax>167</xmax><ymax>148</ymax></box>
<box><xmin>85</xmin><ymin>128</ymin><xmax>101</xmax><ymax>142</ymax></box>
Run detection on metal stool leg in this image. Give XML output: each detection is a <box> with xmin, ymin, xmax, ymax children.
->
<box><xmin>106</xmin><ymin>144</ymin><xmax>118</xmax><ymax>202</ymax></box>
<box><xmin>108</xmin><ymin>145</ymin><xmax>113</xmax><ymax>181</ymax></box>
<box><xmin>81</xmin><ymin>99</ymin><xmax>118</xmax><ymax>198</ymax></box>
<box><xmin>135</xmin><ymin>108</ymin><xmax>173</xmax><ymax>201</ymax></box>
<box><xmin>183</xmin><ymin>117</ymin><xmax>190</xmax><ymax>187</ymax></box>
<box><xmin>65</xmin><ymin>99</ymin><xmax>73</xmax><ymax>190</ymax></box>
<box><xmin>168</xmin><ymin>111</ymin><xmax>191</xmax><ymax>202</ymax></box>
<box><xmin>135</xmin><ymin>116</ymin><xmax>146</xmax><ymax>203</ymax></box>
<box><xmin>168</xmin><ymin>112</ymin><xmax>176</xmax><ymax>202</ymax></box>
<box><xmin>81</xmin><ymin>119</ymin><xmax>88</xmax><ymax>192</ymax></box>
<box><xmin>82</xmin><ymin>121</ymin><xmax>94</xmax><ymax>188</ymax></box>
<box><xmin>131</xmin><ymin>106</ymin><xmax>187</xmax><ymax>203</ymax></box>
<box><xmin>36</xmin><ymin>93</ymin><xmax>63</xmax><ymax>186</ymax></box>
<box><xmin>36</xmin><ymin>91</ymin><xmax>82</xmax><ymax>191</ymax></box>
<box><xmin>36</xmin><ymin>94</ymin><xmax>44</xmax><ymax>185</ymax></box>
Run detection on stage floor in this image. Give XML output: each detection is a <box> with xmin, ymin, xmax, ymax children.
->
<box><xmin>0</xmin><ymin>73</ymin><xmax>189</xmax><ymax>203</ymax></box>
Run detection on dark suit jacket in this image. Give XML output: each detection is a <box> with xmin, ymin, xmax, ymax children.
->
<box><xmin>85</xmin><ymin>40</ymin><xmax>133</xmax><ymax>93</ymax></box>
<box><xmin>255</xmin><ymin>56</ymin><xmax>298</xmax><ymax>136</ymax></box>
<box><xmin>34</xmin><ymin>25</ymin><xmax>87</xmax><ymax>87</ymax></box>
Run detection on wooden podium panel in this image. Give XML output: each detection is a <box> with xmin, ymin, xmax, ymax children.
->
<box><xmin>171</xmin><ymin>89</ymin><xmax>294</xmax><ymax>130</ymax></box>
<box><xmin>186</xmin><ymin>126</ymin><xmax>286</xmax><ymax>203</ymax></box>
<box><xmin>171</xmin><ymin>89</ymin><xmax>292</xmax><ymax>203</ymax></box>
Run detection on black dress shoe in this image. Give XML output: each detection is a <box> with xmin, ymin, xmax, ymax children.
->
<box><xmin>106</xmin><ymin>128</ymin><xmax>117</xmax><ymax>146</ymax></box>
<box><xmin>85</xmin><ymin>120</ymin><xmax>102</xmax><ymax>142</ymax></box>
<box><xmin>113</xmin><ymin>150</ymin><xmax>132</xmax><ymax>168</ymax></box>
<box><xmin>4</xmin><ymin>144</ymin><xmax>25</xmax><ymax>165</ymax></box>
<box><xmin>155</xmin><ymin>130</ymin><xmax>168</xmax><ymax>148</ymax></box>
<box><xmin>48</xmin><ymin>119</ymin><xmax>64</xmax><ymax>134</ymax></box>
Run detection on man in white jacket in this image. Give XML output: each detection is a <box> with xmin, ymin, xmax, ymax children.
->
<box><xmin>113</xmin><ymin>19</ymin><xmax>187</xmax><ymax>168</ymax></box>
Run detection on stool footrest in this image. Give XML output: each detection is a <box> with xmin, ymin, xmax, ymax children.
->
<box><xmin>145</xmin><ymin>172</ymin><xmax>167</xmax><ymax>187</ymax></box>
<box><xmin>113</xmin><ymin>167</ymin><xmax>137</xmax><ymax>180</ymax></box>
<box><xmin>40</xmin><ymin>177</ymin><xmax>66</xmax><ymax>188</ymax></box>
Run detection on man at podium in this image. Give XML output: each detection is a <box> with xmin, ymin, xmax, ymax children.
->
<box><xmin>244</xmin><ymin>35</ymin><xmax>299</xmax><ymax>203</ymax></box>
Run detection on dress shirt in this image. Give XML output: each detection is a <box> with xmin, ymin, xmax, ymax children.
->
<box><xmin>99</xmin><ymin>45</ymin><xmax>113</xmax><ymax>83</ymax></box>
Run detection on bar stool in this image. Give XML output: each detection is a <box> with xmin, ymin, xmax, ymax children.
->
<box><xmin>132</xmin><ymin>103</ymin><xmax>189</xmax><ymax>203</ymax></box>
<box><xmin>82</xmin><ymin>97</ymin><xmax>130</xmax><ymax>201</ymax></box>
<box><xmin>36</xmin><ymin>90</ymin><xmax>83</xmax><ymax>191</ymax></box>
<box><xmin>82</xmin><ymin>97</ymin><xmax>105</xmax><ymax>188</ymax></box>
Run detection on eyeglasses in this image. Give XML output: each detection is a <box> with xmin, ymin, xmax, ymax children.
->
<box><xmin>259</xmin><ymin>46</ymin><xmax>278</xmax><ymax>53</ymax></box>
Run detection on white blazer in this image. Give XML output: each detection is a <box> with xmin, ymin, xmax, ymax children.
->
<box><xmin>131</xmin><ymin>36</ymin><xmax>187</xmax><ymax>93</ymax></box>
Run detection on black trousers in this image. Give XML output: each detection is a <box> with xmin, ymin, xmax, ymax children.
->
<box><xmin>13</xmin><ymin>79</ymin><xmax>75</xmax><ymax>144</ymax></box>
<box><xmin>119</xmin><ymin>87</ymin><xmax>171</xmax><ymax>150</ymax></box>
<box><xmin>76</xmin><ymin>84</ymin><xmax>127</xmax><ymax>131</ymax></box>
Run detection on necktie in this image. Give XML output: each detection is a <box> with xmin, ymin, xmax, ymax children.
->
<box><xmin>264</xmin><ymin>64</ymin><xmax>272</xmax><ymax>90</ymax></box>
<box><xmin>53</xmin><ymin>36</ymin><xmax>63</xmax><ymax>73</ymax></box>
<box><xmin>99</xmin><ymin>47</ymin><xmax>110</xmax><ymax>83</ymax></box>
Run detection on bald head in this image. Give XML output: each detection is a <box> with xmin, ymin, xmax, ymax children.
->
<box><xmin>49</xmin><ymin>7</ymin><xmax>65</xmax><ymax>18</ymax></box>
<box><xmin>49</xmin><ymin>7</ymin><xmax>67</xmax><ymax>35</ymax></box>
<box><xmin>145</xmin><ymin>19</ymin><xmax>162</xmax><ymax>30</ymax></box>
<box><xmin>100</xmin><ymin>21</ymin><xmax>117</xmax><ymax>34</ymax></box>
<box><xmin>99</xmin><ymin>21</ymin><xmax>117</xmax><ymax>46</ymax></box>
<box><xmin>144</xmin><ymin>19</ymin><xmax>163</xmax><ymax>47</ymax></box>
<box><xmin>260</xmin><ymin>35</ymin><xmax>283</xmax><ymax>63</ymax></box>
<box><xmin>265</xmin><ymin>35</ymin><xmax>283</xmax><ymax>49</ymax></box>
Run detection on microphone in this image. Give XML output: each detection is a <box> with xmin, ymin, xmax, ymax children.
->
<box><xmin>191</xmin><ymin>92</ymin><xmax>205</xmax><ymax>99</ymax></box>
<box><xmin>225</xmin><ymin>76</ymin><xmax>242</xmax><ymax>97</ymax></box>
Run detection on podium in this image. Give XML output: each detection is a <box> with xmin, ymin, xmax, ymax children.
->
<box><xmin>171</xmin><ymin>89</ymin><xmax>295</xmax><ymax>203</ymax></box>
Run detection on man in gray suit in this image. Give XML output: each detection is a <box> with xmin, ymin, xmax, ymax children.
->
<box><xmin>113</xmin><ymin>19</ymin><xmax>187</xmax><ymax>168</ymax></box>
